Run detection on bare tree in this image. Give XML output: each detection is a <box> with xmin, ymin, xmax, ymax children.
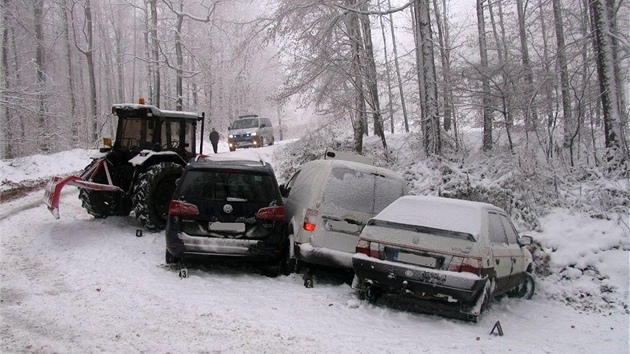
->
<box><xmin>377</xmin><ymin>1</ymin><xmax>395</xmax><ymax>134</ymax></box>
<box><xmin>476</xmin><ymin>0</ymin><xmax>492</xmax><ymax>152</ymax></box>
<box><xmin>552</xmin><ymin>0</ymin><xmax>574</xmax><ymax>164</ymax></box>
<box><xmin>33</xmin><ymin>0</ymin><xmax>49</xmax><ymax>152</ymax></box>
<box><xmin>589</xmin><ymin>0</ymin><xmax>627</xmax><ymax>165</ymax></box>
<box><xmin>387</xmin><ymin>0</ymin><xmax>409</xmax><ymax>133</ymax></box>
<box><xmin>414</xmin><ymin>0</ymin><xmax>441</xmax><ymax>155</ymax></box>
<box><xmin>1</xmin><ymin>0</ymin><xmax>13</xmax><ymax>158</ymax></box>
<box><xmin>516</xmin><ymin>0</ymin><xmax>539</xmax><ymax>135</ymax></box>
<box><xmin>358</xmin><ymin>1</ymin><xmax>387</xmax><ymax>150</ymax></box>
<box><xmin>72</xmin><ymin>0</ymin><xmax>99</xmax><ymax>144</ymax></box>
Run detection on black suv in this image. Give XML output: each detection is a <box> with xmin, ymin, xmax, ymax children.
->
<box><xmin>164</xmin><ymin>157</ymin><xmax>287</xmax><ymax>271</ymax></box>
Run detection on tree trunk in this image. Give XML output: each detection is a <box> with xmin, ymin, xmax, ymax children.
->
<box><xmin>432</xmin><ymin>0</ymin><xmax>452</xmax><ymax>132</ymax></box>
<box><xmin>388</xmin><ymin>0</ymin><xmax>409</xmax><ymax>133</ymax></box>
<box><xmin>537</xmin><ymin>0</ymin><xmax>556</xmax><ymax>160</ymax></box>
<box><xmin>175</xmin><ymin>0</ymin><xmax>184</xmax><ymax>110</ymax></box>
<box><xmin>477</xmin><ymin>0</ymin><xmax>492</xmax><ymax>152</ymax></box>
<box><xmin>359</xmin><ymin>1</ymin><xmax>387</xmax><ymax>150</ymax></box>
<box><xmin>347</xmin><ymin>0</ymin><xmax>364</xmax><ymax>153</ymax></box>
<box><xmin>552</xmin><ymin>0</ymin><xmax>574</xmax><ymax>160</ymax></box>
<box><xmin>377</xmin><ymin>2</ymin><xmax>395</xmax><ymax>134</ymax></box>
<box><xmin>516</xmin><ymin>0</ymin><xmax>539</xmax><ymax>135</ymax></box>
<box><xmin>589</xmin><ymin>0</ymin><xmax>626</xmax><ymax>164</ymax></box>
<box><xmin>1</xmin><ymin>0</ymin><xmax>13</xmax><ymax>158</ymax></box>
<box><xmin>414</xmin><ymin>0</ymin><xmax>441</xmax><ymax>155</ymax></box>
<box><xmin>33</xmin><ymin>0</ymin><xmax>49</xmax><ymax>152</ymax></box>
<box><xmin>60</xmin><ymin>0</ymin><xmax>79</xmax><ymax>148</ymax></box>
<box><xmin>84</xmin><ymin>0</ymin><xmax>98</xmax><ymax>144</ymax></box>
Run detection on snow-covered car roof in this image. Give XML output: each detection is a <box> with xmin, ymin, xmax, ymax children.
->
<box><xmin>309</xmin><ymin>158</ymin><xmax>404</xmax><ymax>181</ymax></box>
<box><xmin>371</xmin><ymin>195</ymin><xmax>503</xmax><ymax>236</ymax></box>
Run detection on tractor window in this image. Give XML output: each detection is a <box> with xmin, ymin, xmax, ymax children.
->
<box><xmin>161</xmin><ymin>119</ymin><xmax>195</xmax><ymax>154</ymax></box>
<box><xmin>119</xmin><ymin>118</ymin><xmax>155</xmax><ymax>150</ymax></box>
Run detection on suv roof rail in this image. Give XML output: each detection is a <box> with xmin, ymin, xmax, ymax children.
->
<box><xmin>238</xmin><ymin>114</ymin><xmax>258</xmax><ymax>119</ymax></box>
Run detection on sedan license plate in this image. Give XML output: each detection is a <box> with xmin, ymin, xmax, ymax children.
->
<box><xmin>396</xmin><ymin>252</ymin><xmax>437</xmax><ymax>268</ymax></box>
<box><xmin>208</xmin><ymin>222</ymin><xmax>246</xmax><ymax>233</ymax></box>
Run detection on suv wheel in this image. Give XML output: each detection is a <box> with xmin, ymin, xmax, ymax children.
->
<box><xmin>165</xmin><ymin>249</ymin><xmax>180</xmax><ymax>264</ymax></box>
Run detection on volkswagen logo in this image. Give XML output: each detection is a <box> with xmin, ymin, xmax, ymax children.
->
<box><xmin>412</xmin><ymin>236</ymin><xmax>420</xmax><ymax>244</ymax></box>
<box><xmin>223</xmin><ymin>204</ymin><xmax>233</xmax><ymax>214</ymax></box>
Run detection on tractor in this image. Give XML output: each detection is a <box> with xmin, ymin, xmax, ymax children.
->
<box><xmin>44</xmin><ymin>100</ymin><xmax>205</xmax><ymax>230</ymax></box>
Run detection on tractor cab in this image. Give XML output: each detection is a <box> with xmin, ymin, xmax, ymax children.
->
<box><xmin>109</xmin><ymin>103</ymin><xmax>201</xmax><ymax>162</ymax></box>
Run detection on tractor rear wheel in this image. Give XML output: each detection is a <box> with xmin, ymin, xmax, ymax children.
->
<box><xmin>132</xmin><ymin>162</ymin><xmax>183</xmax><ymax>230</ymax></box>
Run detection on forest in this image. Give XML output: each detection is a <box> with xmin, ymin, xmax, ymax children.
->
<box><xmin>0</xmin><ymin>0</ymin><xmax>628</xmax><ymax>172</ymax></box>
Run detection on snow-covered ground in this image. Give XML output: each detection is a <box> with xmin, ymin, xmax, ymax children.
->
<box><xmin>0</xmin><ymin>140</ymin><xmax>628</xmax><ymax>353</ymax></box>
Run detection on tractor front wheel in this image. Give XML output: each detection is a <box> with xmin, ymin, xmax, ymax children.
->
<box><xmin>132</xmin><ymin>162</ymin><xmax>184</xmax><ymax>230</ymax></box>
<box><xmin>78</xmin><ymin>160</ymin><xmax>130</xmax><ymax>218</ymax></box>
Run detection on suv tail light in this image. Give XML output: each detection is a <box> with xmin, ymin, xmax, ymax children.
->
<box><xmin>356</xmin><ymin>239</ymin><xmax>381</xmax><ymax>258</ymax></box>
<box><xmin>256</xmin><ymin>206</ymin><xmax>285</xmax><ymax>222</ymax></box>
<box><xmin>168</xmin><ymin>200</ymin><xmax>199</xmax><ymax>216</ymax></box>
<box><xmin>303</xmin><ymin>208</ymin><xmax>318</xmax><ymax>231</ymax></box>
<box><xmin>448</xmin><ymin>256</ymin><xmax>482</xmax><ymax>275</ymax></box>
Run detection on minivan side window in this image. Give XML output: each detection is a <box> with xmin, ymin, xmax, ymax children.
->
<box><xmin>283</xmin><ymin>170</ymin><xmax>301</xmax><ymax>196</ymax></box>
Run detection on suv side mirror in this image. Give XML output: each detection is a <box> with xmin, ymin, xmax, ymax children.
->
<box><xmin>519</xmin><ymin>235</ymin><xmax>533</xmax><ymax>246</ymax></box>
<box><xmin>260</xmin><ymin>123</ymin><xmax>266</xmax><ymax>128</ymax></box>
<box><xmin>227</xmin><ymin>126</ymin><xmax>231</xmax><ymax>131</ymax></box>
<box><xmin>279</xmin><ymin>184</ymin><xmax>288</xmax><ymax>197</ymax></box>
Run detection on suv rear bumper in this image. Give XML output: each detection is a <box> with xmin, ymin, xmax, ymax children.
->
<box><xmin>167</xmin><ymin>233</ymin><xmax>284</xmax><ymax>262</ymax></box>
<box><xmin>352</xmin><ymin>253</ymin><xmax>486</xmax><ymax>304</ymax></box>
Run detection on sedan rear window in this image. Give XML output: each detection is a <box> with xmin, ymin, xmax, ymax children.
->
<box><xmin>368</xmin><ymin>219</ymin><xmax>475</xmax><ymax>242</ymax></box>
<box><xmin>178</xmin><ymin>170</ymin><xmax>278</xmax><ymax>203</ymax></box>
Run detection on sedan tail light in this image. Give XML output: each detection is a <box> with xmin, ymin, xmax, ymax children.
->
<box><xmin>356</xmin><ymin>239</ymin><xmax>381</xmax><ymax>259</ymax></box>
<box><xmin>448</xmin><ymin>256</ymin><xmax>482</xmax><ymax>275</ymax></box>
<box><xmin>168</xmin><ymin>200</ymin><xmax>199</xmax><ymax>216</ymax></box>
<box><xmin>303</xmin><ymin>208</ymin><xmax>318</xmax><ymax>231</ymax></box>
<box><xmin>256</xmin><ymin>206</ymin><xmax>285</xmax><ymax>222</ymax></box>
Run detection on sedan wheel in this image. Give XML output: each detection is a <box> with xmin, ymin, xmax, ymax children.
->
<box><xmin>510</xmin><ymin>273</ymin><xmax>535</xmax><ymax>299</ymax></box>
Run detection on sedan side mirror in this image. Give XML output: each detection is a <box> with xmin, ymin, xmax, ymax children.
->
<box><xmin>519</xmin><ymin>235</ymin><xmax>533</xmax><ymax>246</ymax></box>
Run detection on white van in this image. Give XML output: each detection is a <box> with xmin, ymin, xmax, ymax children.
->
<box><xmin>227</xmin><ymin>115</ymin><xmax>274</xmax><ymax>151</ymax></box>
<box><xmin>280</xmin><ymin>152</ymin><xmax>407</xmax><ymax>286</ymax></box>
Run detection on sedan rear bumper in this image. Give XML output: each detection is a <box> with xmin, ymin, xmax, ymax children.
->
<box><xmin>352</xmin><ymin>254</ymin><xmax>486</xmax><ymax>304</ymax></box>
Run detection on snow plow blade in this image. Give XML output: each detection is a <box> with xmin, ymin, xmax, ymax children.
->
<box><xmin>44</xmin><ymin>159</ymin><xmax>124</xmax><ymax>219</ymax></box>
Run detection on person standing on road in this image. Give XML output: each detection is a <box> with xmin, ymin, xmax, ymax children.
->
<box><xmin>209</xmin><ymin>128</ymin><xmax>220</xmax><ymax>154</ymax></box>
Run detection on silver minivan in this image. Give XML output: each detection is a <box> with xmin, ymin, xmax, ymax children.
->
<box><xmin>227</xmin><ymin>115</ymin><xmax>274</xmax><ymax>151</ymax></box>
<box><xmin>280</xmin><ymin>151</ymin><xmax>407</xmax><ymax>287</ymax></box>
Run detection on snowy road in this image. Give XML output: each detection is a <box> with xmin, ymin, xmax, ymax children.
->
<box><xmin>0</xmin><ymin>144</ymin><xmax>628</xmax><ymax>353</ymax></box>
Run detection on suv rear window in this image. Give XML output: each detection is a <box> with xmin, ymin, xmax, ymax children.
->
<box><xmin>178</xmin><ymin>170</ymin><xmax>278</xmax><ymax>203</ymax></box>
<box><xmin>321</xmin><ymin>166</ymin><xmax>404</xmax><ymax>214</ymax></box>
